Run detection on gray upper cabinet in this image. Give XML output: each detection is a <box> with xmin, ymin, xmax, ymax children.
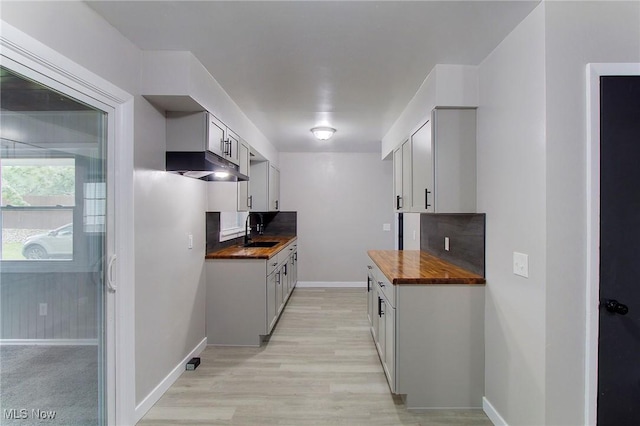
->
<box><xmin>237</xmin><ymin>139</ymin><xmax>251</xmax><ymax>211</ymax></box>
<box><xmin>393</xmin><ymin>145</ymin><xmax>403</xmax><ymax>211</ymax></box>
<box><xmin>411</xmin><ymin>120</ymin><xmax>434</xmax><ymax>212</ymax></box>
<box><xmin>250</xmin><ymin>161</ymin><xmax>280</xmax><ymax>212</ymax></box>
<box><xmin>394</xmin><ymin>108</ymin><xmax>477</xmax><ymax>213</ymax></box>
<box><xmin>167</xmin><ymin>111</ymin><xmax>220</xmax><ymax>156</ymax></box>
<box><xmin>207</xmin><ymin>113</ymin><xmax>226</xmax><ymax>158</ymax></box>
<box><xmin>269</xmin><ymin>164</ymin><xmax>280</xmax><ymax>211</ymax></box>
<box><xmin>393</xmin><ymin>138</ymin><xmax>413</xmax><ymax>212</ymax></box>
<box><xmin>224</xmin><ymin>127</ymin><xmax>240</xmax><ymax>166</ymax></box>
<box><xmin>401</xmin><ymin>139</ymin><xmax>412</xmax><ymax>212</ymax></box>
<box><xmin>431</xmin><ymin>108</ymin><xmax>476</xmax><ymax>213</ymax></box>
<box><xmin>166</xmin><ymin>111</ymin><xmax>241</xmax><ymax>166</ymax></box>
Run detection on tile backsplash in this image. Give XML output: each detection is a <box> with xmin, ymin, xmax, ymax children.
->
<box><xmin>206</xmin><ymin>211</ymin><xmax>297</xmax><ymax>253</ymax></box>
<box><xmin>420</xmin><ymin>213</ymin><xmax>485</xmax><ymax>276</ymax></box>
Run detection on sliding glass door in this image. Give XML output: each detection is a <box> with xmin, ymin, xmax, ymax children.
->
<box><xmin>0</xmin><ymin>65</ymin><xmax>112</xmax><ymax>425</ymax></box>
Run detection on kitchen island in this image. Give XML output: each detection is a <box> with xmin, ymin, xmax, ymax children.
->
<box><xmin>367</xmin><ymin>250</ymin><xmax>485</xmax><ymax>410</ymax></box>
<box><xmin>206</xmin><ymin>236</ymin><xmax>297</xmax><ymax>346</ymax></box>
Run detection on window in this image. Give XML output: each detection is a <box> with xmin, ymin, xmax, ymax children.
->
<box><xmin>219</xmin><ymin>211</ymin><xmax>248</xmax><ymax>242</ymax></box>
<box><xmin>1</xmin><ymin>158</ymin><xmax>75</xmax><ymax>260</ymax></box>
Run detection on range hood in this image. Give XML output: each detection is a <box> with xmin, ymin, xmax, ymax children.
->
<box><xmin>166</xmin><ymin>151</ymin><xmax>249</xmax><ymax>182</ymax></box>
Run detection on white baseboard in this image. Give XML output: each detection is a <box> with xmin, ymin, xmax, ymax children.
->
<box><xmin>296</xmin><ymin>281</ymin><xmax>366</xmax><ymax>288</ymax></box>
<box><xmin>135</xmin><ymin>337</ymin><xmax>207</xmax><ymax>423</ymax></box>
<box><xmin>483</xmin><ymin>397</ymin><xmax>508</xmax><ymax>426</ymax></box>
<box><xmin>0</xmin><ymin>339</ymin><xmax>98</xmax><ymax>346</ymax></box>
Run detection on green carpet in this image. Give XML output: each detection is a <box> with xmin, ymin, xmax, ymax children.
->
<box><xmin>0</xmin><ymin>345</ymin><xmax>99</xmax><ymax>425</ymax></box>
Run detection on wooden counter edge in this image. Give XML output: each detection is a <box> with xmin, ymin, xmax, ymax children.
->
<box><xmin>367</xmin><ymin>249</ymin><xmax>486</xmax><ymax>286</ymax></box>
<box><xmin>206</xmin><ymin>236</ymin><xmax>297</xmax><ymax>260</ymax></box>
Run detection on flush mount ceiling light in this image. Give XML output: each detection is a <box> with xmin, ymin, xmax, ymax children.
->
<box><xmin>310</xmin><ymin>126</ymin><xmax>336</xmax><ymax>141</ymax></box>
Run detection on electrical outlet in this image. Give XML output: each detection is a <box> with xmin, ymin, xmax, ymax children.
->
<box><xmin>39</xmin><ymin>303</ymin><xmax>47</xmax><ymax>316</ymax></box>
<box><xmin>383</xmin><ymin>223</ymin><xmax>391</xmax><ymax>232</ymax></box>
<box><xmin>444</xmin><ymin>237</ymin><xmax>450</xmax><ymax>251</ymax></box>
<box><xmin>513</xmin><ymin>252</ymin><xmax>529</xmax><ymax>278</ymax></box>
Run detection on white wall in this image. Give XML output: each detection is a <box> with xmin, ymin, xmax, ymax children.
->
<box><xmin>477</xmin><ymin>4</ymin><xmax>547</xmax><ymax>425</ymax></box>
<box><xmin>477</xmin><ymin>2</ymin><xmax>640</xmax><ymax>425</ymax></box>
<box><xmin>279</xmin><ymin>153</ymin><xmax>394</xmax><ymax>283</ymax></box>
<box><xmin>544</xmin><ymin>2</ymin><xmax>640</xmax><ymax>425</ymax></box>
<box><xmin>133</xmin><ymin>98</ymin><xmax>207</xmax><ymax>405</ymax></box>
<box><xmin>141</xmin><ymin>51</ymin><xmax>279</xmax><ymax>164</ymax></box>
<box><xmin>381</xmin><ymin>64</ymin><xmax>478</xmax><ymax>159</ymax></box>
<box><xmin>1</xmin><ymin>0</ymin><xmax>208</xmax><ymax>414</ymax></box>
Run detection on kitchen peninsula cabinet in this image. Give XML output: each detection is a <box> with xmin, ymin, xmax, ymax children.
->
<box><xmin>367</xmin><ymin>250</ymin><xmax>485</xmax><ymax>409</ymax></box>
<box><xmin>206</xmin><ymin>238</ymin><xmax>297</xmax><ymax>346</ymax></box>
<box><xmin>393</xmin><ymin>108</ymin><xmax>476</xmax><ymax>213</ymax></box>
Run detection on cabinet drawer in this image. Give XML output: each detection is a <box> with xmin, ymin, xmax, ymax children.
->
<box><xmin>373</xmin><ymin>265</ymin><xmax>395</xmax><ymax>307</ymax></box>
<box><xmin>276</xmin><ymin>242</ymin><xmax>292</xmax><ymax>266</ymax></box>
<box><xmin>267</xmin><ymin>258</ymin><xmax>280</xmax><ymax>275</ymax></box>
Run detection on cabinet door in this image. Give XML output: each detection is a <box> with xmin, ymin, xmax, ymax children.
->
<box><xmin>237</xmin><ymin>140</ymin><xmax>250</xmax><ymax>211</ymax></box>
<box><xmin>393</xmin><ymin>146</ymin><xmax>404</xmax><ymax>211</ymax></box>
<box><xmin>401</xmin><ymin>139</ymin><xmax>412</xmax><ymax>212</ymax></box>
<box><xmin>384</xmin><ymin>302</ymin><xmax>396</xmax><ymax>391</ymax></box>
<box><xmin>249</xmin><ymin>161</ymin><xmax>268</xmax><ymax>211</ymax></box>
<box><xmin>377</xmin><ymin>292</ymin><xmax>387</xmax><ymax>361</ymax></box>
<box><xmin>366</xmin><ymin>267</ymin><xmax>375</xmax><ymax>327</ymax></box>
<box><xmin>269</xmin><ymin>164</ymin><xmax>280</xmax><ymax>211</ymax></box>
<box><xmin>267</xmin><ymin>271</ymin><xmax>277</xmax><ymax>333</ymax></box>
<box><xmin>282</xmin><ymin>260</ymin><xmax>290</xmax><ymax>300</ymax></box>
<box><xmin>371</xmin><ymin>287</ymin><xmax>380</xmax><ymax>342</ymax></box>
<box><xmin>225</xmin><ymin>128</ymin><xmax>240</xmax><ymax>165</ymax></box>
<box><xmin>292</xmin><ymin>249</ymin><xmax>298</xmax><ymax>289</ymax></box>
<box><xmin>207</xmin><ymin>114</ymin><xmax>226</xmax><ymax>157</ymax></box>
<box><xmin>275</xmin><ymin>268</ymin><xmax>284</xmax><ymax>314</ymax></box>
<box><xmin>433</xmin><ymin>108</ymin><xmax>477</xmax><ymax>213</ymax></box>
<box><xmin>411</xmin><ymin>120</ymin><xmax>434</xmax><ymax>212</ymax></box>
<box><xmin>286</xmin><ymin>248</ymin><xmax>295</xmax><ymax>296</ymax></box>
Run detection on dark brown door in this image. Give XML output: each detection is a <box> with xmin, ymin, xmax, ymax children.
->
<box><xmin>598</xmin><ymin>75</ymin><xmax>640</xmax><ymax>425</ymax></box>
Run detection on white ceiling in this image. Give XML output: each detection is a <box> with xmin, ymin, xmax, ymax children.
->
<box><xmin>87</xmin><ymin>1</ymin><xmax>539</xmax><ymax>153</ymax></box>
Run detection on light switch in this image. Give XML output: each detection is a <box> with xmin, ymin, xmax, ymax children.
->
<box><xmin>39</xmin><ymin>303</ymin><xmax>47</xmax><ymax>316</ymax></box>
<box><xmin>444</xmin><ymin>237</ymin><xmax>450</xmax><ymax>251</ymax></box>
<box><xmin>188</xmin><ymin>234</ymin><xmax>193</xmax><ymax>249</ymax></box>
<box><xmin>383</xmin><ymin>223</ymin><xmax>391</xmax><ymax>232</ymax></box>
<box><xmin>513</xmin><ymin>252</ymin><xmax>529</xmax><ymax>278</ymax></box>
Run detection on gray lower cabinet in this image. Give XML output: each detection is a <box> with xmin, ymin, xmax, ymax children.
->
<box><xmin>207</xmin><ymin>241</ymin><xmax>297</xmax><ymax>346</ymax></box>
<box><xmin>366</xmin><ymin>266</ymin><xmax>376</xmax><ymax>327</ymax></box>
<box><xmin>266</xmin><ymin>264</ymin><xmax>278</xmax><ymax>333</ymax></box>
<box><xmin>366</xmin><ymin>261</ymin><xmax>484</xmax><ymax>409</ymax></box>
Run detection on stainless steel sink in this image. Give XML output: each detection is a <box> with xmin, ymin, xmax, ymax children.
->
<box><xmin>243</xmin><ymin>241</ymin><xmax>279</xmax><ymax>248</ymax></box>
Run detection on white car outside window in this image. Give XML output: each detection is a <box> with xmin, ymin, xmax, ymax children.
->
<box><xmin>21</xmin><ymin>223</ymin><xmax>73</xmax><ymax>260</ymax></box>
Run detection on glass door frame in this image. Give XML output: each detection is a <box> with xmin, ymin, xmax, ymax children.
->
<box><xmin>0</xmin><ymin>21</ymin><xmax>136</xmax><ymax>425</ymax></box>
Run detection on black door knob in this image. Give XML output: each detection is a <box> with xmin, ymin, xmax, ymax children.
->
<box><xmin>604</xmin><ymin>299</ymin><xmax>629</xmax><ymax>315</ymax></box>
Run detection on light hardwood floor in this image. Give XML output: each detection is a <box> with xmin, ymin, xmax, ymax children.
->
<box><xmin>138</xmin><ymin>288</ymin><xmax>492</xmax><ymax>425</ymax></box>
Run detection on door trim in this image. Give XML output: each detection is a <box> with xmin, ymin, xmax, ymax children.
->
<box><xmin>0</xmin><ymin>20</ymin><xmax>136</xmax><ymax>426</ymax></box>
<box><xmin>585</xmin><ymin>62</ymin><xmax>640</xmax><ymax>426</ymax></box>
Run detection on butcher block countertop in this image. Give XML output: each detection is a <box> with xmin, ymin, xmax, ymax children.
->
<box><xmin>206</xmin><ymin>236</ymin><xmax>297</xmax><ymax>260</ymax></box>
<box><xmin>368</xmin><ymin>250</ymin><xmax>485</xmax><ymax>285</ymax></box>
